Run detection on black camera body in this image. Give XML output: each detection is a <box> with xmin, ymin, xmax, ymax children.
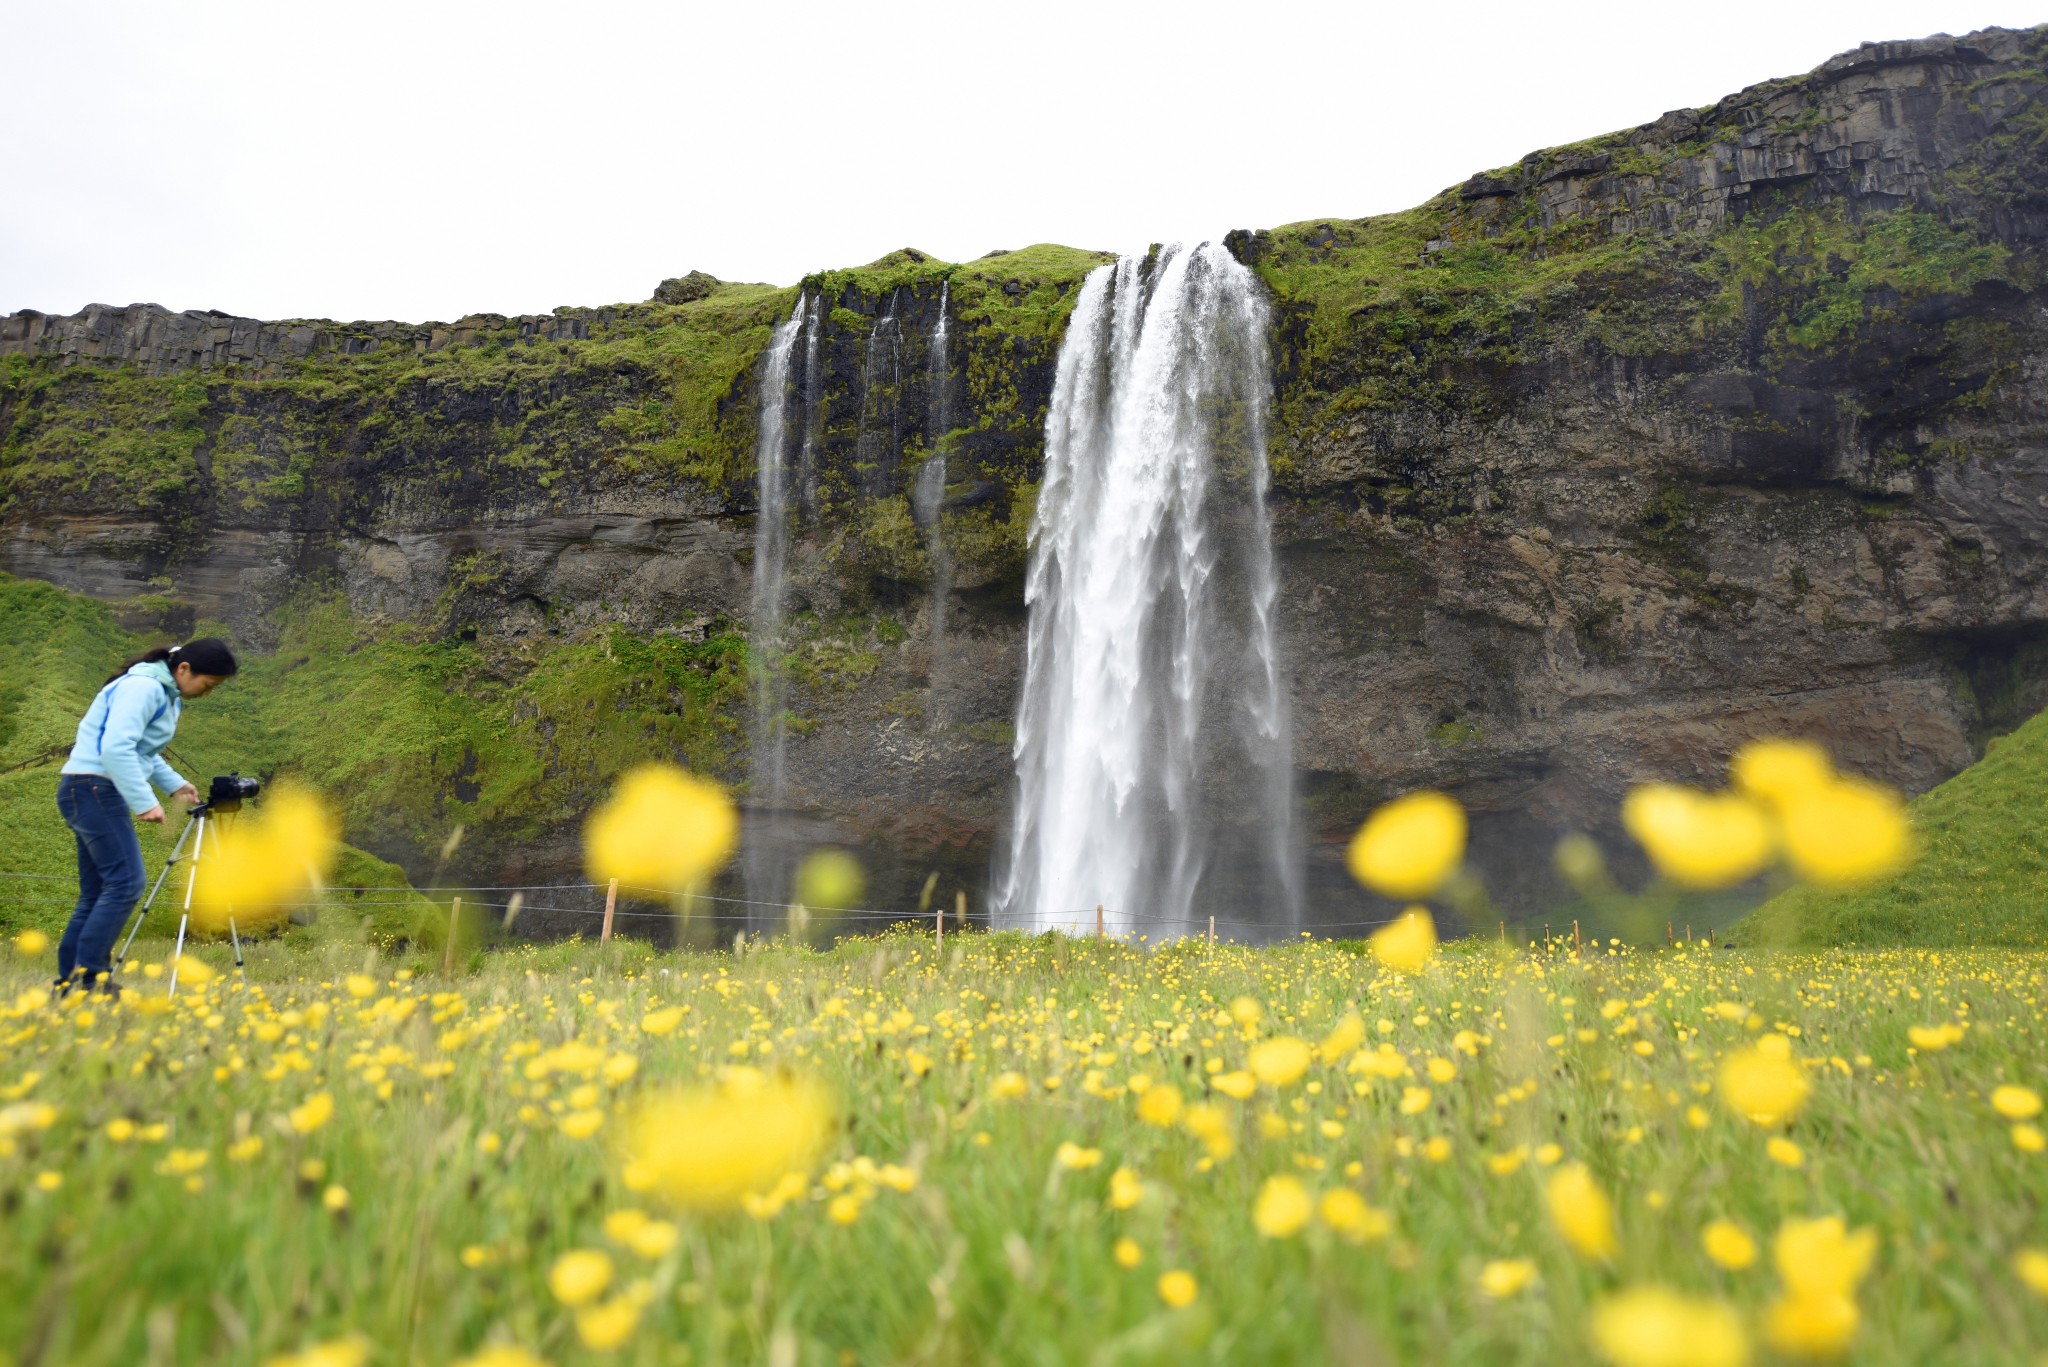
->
<box><xmin>207</xmin><ymin>773</ymin><xmax>262</xmax><ymax>812</ymax></box>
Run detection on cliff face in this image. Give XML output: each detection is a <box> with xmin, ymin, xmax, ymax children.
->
<box><xmin>5</xmin><ymin>28</ymin><xmax>2047</xmax><ymax>925</ymax></box>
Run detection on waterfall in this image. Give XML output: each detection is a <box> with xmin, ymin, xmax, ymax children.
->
<box><xmin>994</xmin><ymin>244</ymin><xmax>1300</xmax><ymax>937</ymax></box>
<box><xmin>917</xmin><ymin>278</ymin><xmax>954</xmax><ymax>725</ymax></box>
<box><xmin>855</xmin><ymin>290</ymin><xmax>904</xmax><ymax>495</ymax></box>
<box><xmin>743</xmin><ymin>296</ymin><xmax>810</xmax><ymax>916</ymax></box>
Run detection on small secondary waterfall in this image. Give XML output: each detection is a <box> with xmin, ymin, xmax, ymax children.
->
<box><xmin>743</xmin><ymin>296</ymin><xmax>811</xmax><ymax>915</ymax></box>
<box><xmin>916</xmin><ymin>278</ymin><xmax>955</xmax><ymax>724</ymax></box>
<box><xmin>995</xmin><ymin>244</ymin><xmax>1300</xmax><ymax>937</ymax></box>
<box><xmin>856</xmin><ymin>290</ymin><xmax>904</xmax><ymax>493</ymax></box>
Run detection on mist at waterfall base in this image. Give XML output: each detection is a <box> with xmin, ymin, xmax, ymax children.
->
<box><xmin>994</xmin><ymin>244</ymin><xmax>1302</xmax><ymax>940</ymax></box>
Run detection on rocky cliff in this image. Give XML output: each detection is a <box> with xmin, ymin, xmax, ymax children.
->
<box><xmin>5</xmin><ymin>27</ymin><xmax>2047</xmax><ymax>930</ymax></box>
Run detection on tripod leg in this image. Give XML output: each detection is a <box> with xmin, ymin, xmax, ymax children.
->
<box><xmin>115</xmin><ymin>812</ymin><xmax>198</xmax><ymax>975</ymax></box>
<box><xmin>228</xmin><ymin>917</ymin><xmax>246</xmax><ymax>986</ymax></box>
<box><xmin>167</xmin><ymin>913</ymin><xmax>189</xmax><ymax>999</ymax></box>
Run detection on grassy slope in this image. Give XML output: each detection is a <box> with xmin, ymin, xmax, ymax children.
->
<box><xmin>1735</xmin><ymin>708</ymin><xmax>2048</xmax><ymax>948</ymax></box>
<box><xmin>0</xmin><ymin>575</ymin><xmax>427</xmax><ymax>941</ymax></box>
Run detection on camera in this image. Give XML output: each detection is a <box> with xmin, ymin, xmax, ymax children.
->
<box><xmin>206</xmin><ymin>773</ymin><xmax>262</xmax><ymax>812</ymax></box>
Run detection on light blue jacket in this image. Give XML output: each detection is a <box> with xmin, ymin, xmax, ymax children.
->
<box><xmin>61</xmin><ymin>661</ymin><xmax>188</xmax><ymax>814</ymax></box>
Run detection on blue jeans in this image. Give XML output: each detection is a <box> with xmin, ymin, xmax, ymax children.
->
<box><xmin>56</xmin><ymin>774</ymin><xmax>146</xmax><ymax>984</ymax></box>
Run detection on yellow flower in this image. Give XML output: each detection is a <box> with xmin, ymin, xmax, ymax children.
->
<box><xmin>1621</xmin><ymin>784</ymin><xmax>1773</xmax><ymax>890</ymax></box>
<box><xmin>1701</xmin><ymin>1220</ymin><xmax>1758</xmax><ymax>1271</ymax></box>
<box><xmin>288</xmin><ymin>1092</ymin><xmax>335</xmax><ymax>1134</ymax></box>
<box><xmin>547</xmin><ymin>1249</ymin><xmax>614</xmax><ymax>1307</ymax></box>
<box><xmin>106</xmin><ymin>1118</ymin><xmax>136</xmax><ymax>1142</ymax></box>
<box><xmin>1113</xmin><ymin>1237</ymin><xmax>1143</xmax><ymax>1268</ymax></box>
<box><xmin>1055</xmin><ymin>1141</ymin><xmax>1102</xmax><ymax>1171</ymax></box>
<box><xmin>177</xmin><ymin>957</ymin><xmax>218</xmax><ymax>987</ymax></box>
<box><xmin>827</xmin><ymin>1194</ymin><xmax>862</xmax><ymax>1225</ymax></box>
<box><xmin>1248</xmin><ymin>1037</ymin><xmax>1312</xmax><ymax>1088</ymax></box>
<box><xmin>619</xmin><ymin>1073</ymin><xmax>830</xmax><ymax>1211</ymax></box>
<box><xmin>1253</xmin><ymin>1175</ymin><xmax>1312</xmax><ymax>1238</ymax></box>
<box><xmin>1211</xmin><ymin>1070</ymin><xmax>1257</xmax><ymax>1100</ymax></box>
<box><xmin>228</xmin><ymin>1135</ymin><xmax>263</xmax><ymax>1163</ymax></box>
<box><xmin>640</xmin><ymin>1007</ymin><xmax>684</xmax><ymax>1037</ymax></box>
<box><xmin>575</xmin><ymin>1293</ymin><xmax>644</xmax><ymax>1350</ymax></box>
<box><xmin>1426</xmin><ymin>1056</ymin><xmax>1458</xmax><ymax>1084</ymax></box>
<box><xmin>452</xmin><ymin>1348</ymin><xmax>550</xmax><ymax>1367</ymax></box>
<box><xmin>1761</xmin><ymin>1293</ymin><xmax>1858</xmax><ymax>1359</ymax></box>
<box><xmin>263</xmin><ymin>1337</ymin><xmax>371</xmax><ymax>1367</ymax></box>
<box><xmin>1135</xmin><ymin>1084</ymin><xmax>1183</xmax><ymax>1127</ymax></box>
<box><xmin>991</xmin><ymin>1071</ymin><xmax>1030</xmax><ymax>1100</ymax></box>
<box><xmin>14</xmin><ymin>929</ymin><xmax>49</xmax><ymax>957</ymax></box>
<box><xmin>1766</xmin><ymin>1137</ymin><xmax>1805</xmax><ymax>1168</ymax></box>
<box><xmin>1589</xmin><ymin>1286</ymin><xmax>1750</xmax><ymax>1367</ymax></box>
<box><xmin>1399</xmin><ymin>1086</ymin><xmax>1433</xmax><ymax>1116</ymax></box>
<box><xmin>1317</xmin><ymin>1188</ymin><xmax>1390</xmax><ymax>1243</ymax></box>
<box><xmin>1182</xmin><ymin>1103</ymin><xmax>1235</xmax><ymax>1159</ymax></box>
<box><xmin>583</xmin><ymin>763</ymin><xmax>738</xmax><ymax>893</ymax></box>
<box><xmin>1545</xmin><ymin>1163</ymin><xmax>1618</xmax><ymax>1261</ymax></box>
<box><xmin>1730</xmin><ymin>738</ymin><xmax>1833</xmax><ymax>808</ymax></box>
<box><xmin>559</xmin><ymin>1110</ymin><xmax>605</xmax><ymax>1140</ymax></box>
<box><xmin>344</xmin><ymin>975</ymin><xmax>378</xmax><ymax>999</ymax></box>
<box><xmin>793</xmin><ymin>848</ymin><xmax>865</xmax><ymax>911</ymax></box>
<box><xmin>1346</xmin><ymin>790</ymin><xmax>1466</xmax><ymax>898</ymax></box>
<box><xmin>1774</xmin><ymin>1217</ymin><xmax>1877</xmax><ymax>1299</ymax></box>
<box><xmin>1478</xmin><ymin>1258</ymin><xmax>1539</xmax><ymax>1298</ymax></box>
<box><xmin>1229</xmin><ymin>997</ymin><xmax>1264</xmax><ymax>1026</ymax></box>
<box><xmin>1108</xmin><ymin>1167</ymin><xmax>1144</xmax><ymax>1211</ymax></box>
<box><xmin>1717</xmin><ymin>1037</ymin><xmax>1811</xmax><ymax>1127</ymax></box>
<box><xmin>1992</xmin><ymin>1085</ymin><xmax>2042</xmax><ymax>1120</ymax></box>
<box><xmin>189</xmin><ymin>785</ymin><xmax>340</xmax><ymax>933</ymax></box>
<box><xmin>1317</xmin><ymin>1013</ymin><xmax>1365</xmax><ymax>1063</ymax></box>
<box><xmin>2013</xmin><ymin>1123</ymin><xmax>2046</xmax><ymax>1153</ymax></box>
<box><xmin>1907</xmin><ymin>1023</ymin><xmax>1963</xmax><ymax>1051</ymax></box>
<box><xmin>2013</xmin><ymin>1248</ymin><xmax>2048</xmax><ymax>1298</ymax></box>
<box><xmin>1370</xmin><ymin>908</ymin><xmax>1438</xmax><ymax>976</ymax></box>
<box><xmin>322</xmin><ymin>1185</ymin><xmax>350</xmax><ymax>1212</ymax></box>
<box><xmin>1777</xmin><ymin>777</ymin><xmax>1911</xmax><ymax>887</ymax></box>
<box><xmin>1156</xmin><ymin>1270</ymin><xmax>1198</xmax><ymax>1308</ymax></box>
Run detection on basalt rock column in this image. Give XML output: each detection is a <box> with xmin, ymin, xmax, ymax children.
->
<box><xmin>995</xmin><ymin>244</ymin><xmax>1301</xmax><ymax>937</ymax></box>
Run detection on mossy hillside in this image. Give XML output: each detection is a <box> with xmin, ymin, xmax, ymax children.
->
<box><xmin>0</xmin><ymin>575</ymin><xmax>426</xmax><ymax>939</ymax></box>
<box><xmin>1735</xmin><ymin>704</ymin><xmax>2048</xmax><ymax>948</ymax></box>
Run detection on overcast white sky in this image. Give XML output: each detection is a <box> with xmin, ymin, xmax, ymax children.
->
<box><xmin>4</xmin><ymin>1</ymin><xmax>2042</xmax><ymax>324</ymax></box>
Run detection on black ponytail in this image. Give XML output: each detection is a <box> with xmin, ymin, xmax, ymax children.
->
<box><xmin>105</xmin><ymin>637</ymin><xmax>239</xmax><ymax>686</ymax></box>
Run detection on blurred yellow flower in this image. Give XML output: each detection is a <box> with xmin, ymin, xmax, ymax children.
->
<box><xmin>1113</xmin><ymin>1237</ymin><xmax>1142</xmax><ymax>1268</ymax></box>
<box><xmin>1762</xmin><ymin>1292</ymin><xmax>1858</xmax><ymax>1359</ymax></box>
<box><xmin>1774</xmin><ymin>1217</ymin><xmax>1876</xmax><ymax>1300</ymax></box>
<box><xmin>1717</xmin><ymin>1038</ymin><xmax>1811</xmax><ymax>1127</ymax></box>
<box><xmin>190</xmin><ymin>785</ymin><xmax>340</xmax><ymax>932</ymax></box>
<box><xmin>1183</xmin><ymin>1103</ymin><xmax>1235</xmax><ymax>1159</ymax></box>
<box><xmin>1545</xmin><ymin>1163</ymin><xmax>1618</xmax><ymax>1261</ymax></box>
<box><xmin>322</xmin><ymin>1185</ymin><xmax>350</xmax><ymax>1212</ymax></box>
<box><xmin>177</xmin><ymin>956</ymin><xmax>218</xmax><ymax>987</ymax></box>
<box><xmin>575</xmin><ymin>1293</ymin><xmax>644</xmax><ymax>1350</ymax></box>
<box><xmin>1991</xmin><ymin>1085</ymin><xmax>2041</xmax><ymax>1120</ymax></box>
<box><xmin>1370</xmin><ymin>908</ymin><xmax>1438</xmax><ymax>976</ymax></box>
<box><xmin>1621</xmin><ymin>784</ymin><xmax>1773</xmax><ymax>890</ymax></box>
<box><xmin>1346</xmin><ymin>791</ymin><xmax>1466</xmax><ymax>899</ymax></box>
<box><xmin>1589</xmin><ymin>1286</ymin><xmax>1750</xmax><ymax>1367</ymax></box>
<box><xmin>2013</xmin><ymin>1123</ymin><xmax>2045</xmax><ymax>1153</ymax></box>
<box><xmin>794</xmin><ymin>848</ymin><xmax>865</xmax><ymax>911</ymax></box>
<box><xmin>583</xmin><ymin>763</ymin><xmax>738</xmax><ymax>893</ymax></box>
<box><xmin>991</xmin><ymin>1071</ymin><xmax>1030</xmax><ymax>1100</ymax></box>
<box><xmin>1730</xmin><ymin>738</ymin><xmax>1832</xmax><ymax>808</ymax></box>
<box><xmin>288</xmin><ymin>1092</ymin><xmax>334</xmax><ymax>1134</ymax></box>
<box><xmin>1135</xmin><ymin>1084</ymin><xmax>1183</xmax><ymax>1127</ymax></box>
<box><xmin>1317</xmin><ymin>1013</ymin><xmax>1365</xmax><ymax>1063</ymax></box>
<box><xmin>1478</xmin><ymin>1258</ymin><xmax>1538</xmax><ymax>1297</ymax></box>
<box><xmin>1249</xmin><ymin>1036</ymin><xmax>1311</xmax><ymax>1088</ymax></box>
<box><xmin>2013</xmin><ymin>1248</ymin><xmax>2048</xmax><ymax>1298</ymax></box>
<box><xmin>1765</xmin><ymin>1137</ymin><xmax>1804</xmax><ymax>1168</ymax></box>
<box><xmin>1211</xmin><ymin>1070</ymin><xmax>1257</xmax><ymax>1100</ymax></box>
<box><xmin>1399</xmin><ymin>1086</ymin><xmax>1433</xmax><ymax>1116</ymax></box>
<box><xmin>263</xmin><ymin>1337</ymin><xmax>370</xmax><ymax>1367</ymax></box>
<box><xmin>1908</xmin><ymin>1023</ymin><xmax>1963</xmax><ymax>1051</ymax></box>
<box><xmin>1317</xmin><ymin>1187</ymin><xmax>1389</xmax><ymax>1243</ymax></box>
<box><xmin>1157</xmin><ymin>1270</ymin><xmax>1198</xmax><ymax>1308</ymax></box>
<box><xmin>1701</xmin><ymin>1220</ymin><xmax>1757</xmax><ymax>1270</ymax></box>
<box><xmin>1055</xmin><ymin>1142</ymin><xmax>1102</xmax><ymax>1171</ymax></box>
<box><xmin>1253</xmin><ymin>1175</ymin><xmax>1312</xmax><ymax>1238</ymax></box>
<box><xmin>1777</xmin><ymin>778</ymin><xmax>1910</xmax><ymax>888</ymax></box>
<box><xmin>548</xmin><ymin>1249</ymin><xmax>614</xmax><ymax>1307</ymax></box>
<box><xmin>14</xmin><ymin>929</ymin><xmax>49</xmax><ymax>957</ymax></box>
<box><xmin>344</xmin><ymin>974</ymin><xmax>377</xmax><ymax>999</ymax></box>
<box><xmin>1229</xmin><ymin>996</ymin><xmax>1264</xmax><ymax>1026</ymax></box>
<box><xmin>619</xmin><ymin>1072</ymin><xmax>830</xmax><ymax>1211</ymax></box>
<box><xmin>640</xmin><ymin>1007</ymin><xmax>684</xmax><ymax>1037</ymax></box>
<box><xmin>1108</xmin><ymin>1167</ymin><xmax>1143</xmax><ymax>1211</ymax></box>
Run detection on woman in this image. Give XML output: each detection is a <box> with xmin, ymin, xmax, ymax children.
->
<box><xmin>55</xmin><ymin>638</ymin><xmax>239</xmax><ymax>993</ymax></box>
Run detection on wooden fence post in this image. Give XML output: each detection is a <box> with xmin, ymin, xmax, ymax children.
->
<box><xmin>955</xmin><ymin>889</ymin><xmax>966</xmax><ymax>930</ymax></box>
<box><xmin>1573</xmin><ymin>919</ymin><xmax>1581</xmax><ymax>955</ymax></box>
<box><xmin>1207</xmin><ymin>915</ymin><xmax>1215</xmax><ymax>949</ymax></box>
<box><xmin>600</xmin><ymin>878</ymin><xmax>618</xmax><ymax>946</ymax></box>
<box><xmin>444</xmin><ymin>897</ymin><xmax>462</xmax><ymax>975</ymax></box>
<box><xmin>935</xmin><ymin>895</ymin><xmax>942</xmax><ymax>953</ymax></box>
<box><xmin>1096</xmin><ymin>904</ymin><xmax>1104</xmax><ymax>941</ymax></box>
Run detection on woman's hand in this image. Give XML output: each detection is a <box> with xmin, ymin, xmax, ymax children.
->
<box><xmin>170</xmin><ymin>783</ymin><xmax>200</xmax><ymax>807</ymax></box>
<box><xmin>138</xmin><ymin>805</ymin><xmax>166</xmax><ymax>824</ymax></box>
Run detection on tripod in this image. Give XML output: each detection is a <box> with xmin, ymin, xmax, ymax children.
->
<box><xmin>112</xmin><ymin>801</ymin><xmax>248</xmax><ymax>997</ymax></box>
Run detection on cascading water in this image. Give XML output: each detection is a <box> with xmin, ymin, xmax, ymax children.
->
<box><xmin>915</xmin><ymin>278</ymin><xmax>955</xmax><ymax>724</ymax></box>
<box><xmin>994</xmin><ymin>243</ymin><xmax>1300</xmax><ymax>937</ymax></box>
<box><xmin>855</xmin><ymin>290</ymin><xmax>904</xmax><ymax>494</ymax></box>
<box><xmin>742</xmin><ymin>296</ymin><xmax>811</xmax><ymax>917</ymax></box>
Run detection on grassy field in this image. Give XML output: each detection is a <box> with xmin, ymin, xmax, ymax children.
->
<box><xmin>2</xmin><ymin>925</ymin><xmax>2044</xmax><ymax>1367</ymax></box>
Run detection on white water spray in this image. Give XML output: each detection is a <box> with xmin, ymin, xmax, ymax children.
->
<box><xmin>995</xmin><ymin>244</ymin><xmax>1299</xmax><ymax>936</ymax></box>
<box><xmin>917</xmin><ymin>278</ymin><xmax>955</xmax><ymax>722</ymax></box>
